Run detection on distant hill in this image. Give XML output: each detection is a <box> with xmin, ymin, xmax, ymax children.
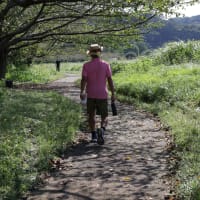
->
<box><xmin>145</xmin><ymin>15</ymin><xmax>200</xmax><ymax>49</ymax></box>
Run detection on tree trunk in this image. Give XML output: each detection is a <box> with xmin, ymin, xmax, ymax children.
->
<box><xmin>0</xmin><ymin>48</ymin><xmax>8</xmax><ymax>79</ymax></box>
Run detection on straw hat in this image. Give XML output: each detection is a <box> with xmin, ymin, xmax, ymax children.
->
<box><xmin>86</xmin><ymin>44</ymin><xmax>103</xmax><ymax>55</ymax></box>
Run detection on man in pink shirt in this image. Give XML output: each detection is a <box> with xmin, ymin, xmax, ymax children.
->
<box><xmin>80</xmin><ymin>44</ymin><xmax>115</xmax><ymax>144</ymax></box>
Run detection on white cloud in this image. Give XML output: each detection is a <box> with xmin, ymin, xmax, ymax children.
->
<box><xmin>177</xmin><ymin>3</ymin><xmax>200</xmax><ymax>17</ymax></box>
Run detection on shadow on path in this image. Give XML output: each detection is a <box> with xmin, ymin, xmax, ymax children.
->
<box><xmin>25</xmin><ymin>74</ymin><xmax>170</xmax><ymax>200</ymax></box>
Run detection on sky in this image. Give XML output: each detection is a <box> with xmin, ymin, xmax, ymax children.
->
<box><xmin>177</xmin><ymin>3</ymin><xmax>200</xmax><ymax>17</ymax></box>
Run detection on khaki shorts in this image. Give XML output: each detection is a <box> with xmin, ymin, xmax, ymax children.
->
<box><xmin>87</xmin><ymin>98</ymin><xmax>108</xmax><ymax>117</ymax></box>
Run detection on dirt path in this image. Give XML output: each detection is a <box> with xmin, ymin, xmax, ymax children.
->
<box><xmin>26</xmin><ymin>74</ymin><xmax>171</xmax><ymax>200</ymax></box>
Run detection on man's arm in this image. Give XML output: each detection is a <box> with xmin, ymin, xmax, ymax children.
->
<box><xmin>107</xmin><ymin>76</ymin><xmax>115</xmax><ymax>101</ymax></box>
<box><xmin>80</xmin><ymin>76</ymin><xmax>87</xmax><ymax>100</ymax></box>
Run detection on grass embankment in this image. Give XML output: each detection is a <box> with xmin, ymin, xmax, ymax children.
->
<box><xmin>0</xmin><ymin>63</ymin><xmax>81</xmax><ymax>199</ymax></box>
<box><xmin>112</xmin><ymin>41</ymin><xmax>200</xmax><ymax>200</ymax></box>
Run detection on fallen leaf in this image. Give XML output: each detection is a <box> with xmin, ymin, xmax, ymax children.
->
<box><xmin>122</xmin><ymin>176</ymin><xmax>131</xmax><ymax>182</ymax></box>
<box><xmin>124</xmin><ymin>156</ymin><xmax>132</xmax><ymax>160</ymax></box>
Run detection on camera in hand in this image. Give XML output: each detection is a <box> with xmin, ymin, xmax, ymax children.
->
<box><xmin>111</xmin><ymin>101</ymin><xmax>117</xmax><ymax>116</ymax></box>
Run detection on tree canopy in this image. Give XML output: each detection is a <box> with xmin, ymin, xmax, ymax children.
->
<box><xmin>0</xmin><ymin>0</ymin><xmax>199</xmax><ymax>78</ymax></box>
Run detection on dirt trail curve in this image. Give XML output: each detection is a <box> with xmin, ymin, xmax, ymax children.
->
<box><xmin>26</xmin><ymin>74</ymin><xmax>171</xmax><ymax>200</ymax></box>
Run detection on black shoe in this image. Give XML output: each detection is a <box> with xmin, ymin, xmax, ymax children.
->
<box><xmin>97</xmin><ymin>128</ymin><xmax>104</xmax><ymax>145</ymax></box>
<box><xmin>91</xmin><ymin>131</ymin><xmax>97</xmax><ymax>143</ymax></box>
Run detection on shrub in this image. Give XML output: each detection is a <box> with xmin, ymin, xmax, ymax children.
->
<box><xmin>154</xmin><ymin>40</ymin><xmax>200</xmax><ymax>65</ymax></box>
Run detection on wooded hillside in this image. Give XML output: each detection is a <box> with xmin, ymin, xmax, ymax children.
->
<box><xmin>145</xmin><ymin>15</ymin><xmax>200</xmax><ymax>48</ymax></box>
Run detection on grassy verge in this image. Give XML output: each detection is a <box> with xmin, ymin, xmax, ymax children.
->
<box><xmin>112</xmin><ymin>57</ymin><xmax>200</xmax><ymax>199</ymax></box>
<box><xmin>1</xmin><ymin>62</ymin><xmax>82</xmax><ymax>199</ymax></box>
<box><xmin>0</xmin><ymin>88</ymin><xmax>81</xmax><ymax>199</ymax></box>
<box><xmin>6</xmin><ymin>62</ymin><xmax>82</xmax><ymax>83</ymax></box>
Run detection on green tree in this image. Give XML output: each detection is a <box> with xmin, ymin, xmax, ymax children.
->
<box><xmin>0</xmin><ymin>0</ymin><xmax>199</xmax><ymax>78</ymax></box>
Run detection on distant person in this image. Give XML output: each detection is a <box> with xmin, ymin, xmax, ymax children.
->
<box><xmin>80</xmin><ymin>44</ymin><xmax>115</xmax><ymax>145</ymax></box>
<box><xmin>56</xmin><ymin>60</ymin><xmax>61</xmax><ymax>71</ymax></box>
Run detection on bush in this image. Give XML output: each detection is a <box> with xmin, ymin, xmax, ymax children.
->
<box><xmin>111</xmin><ymin>62</ymin><xmax>125</xmax><ymax>75</ymax></box>
<box><xmin>154</xmin><ymin>40</ymin><xmax>200</xmax><ymax>65</ymax></box>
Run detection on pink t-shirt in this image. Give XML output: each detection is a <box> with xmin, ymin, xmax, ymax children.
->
<box><xmin>82</xmin><ymin>58</ymin><xmax>112</xmax><ymax>99</ymax></box>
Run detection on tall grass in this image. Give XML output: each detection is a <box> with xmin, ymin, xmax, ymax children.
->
<box><xmin>0</xmin><ymin>88</ymin><xmax>81</xmax><ymax>199</ymax></box>
<box><xmin>6</xmin><ymin>62</ymin><xmax>82</xmax><ymax>83</ymax></box>
<box><xmin>153</xmin><ymin>40</ymin><xmax>200</xmax><ymax>65</ymax></box>
<box><xmin>1</xmin><ymin>62</ymin><xmax>82</xmax><ymax>199</ymax></box>
<box><xmin>112</xmin><ymin>40</ymin><xmax>200</xmax><ymax>199</ymax></box>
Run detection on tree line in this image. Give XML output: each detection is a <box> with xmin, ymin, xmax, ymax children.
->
<box><xmin>145</xmin><ymin>15</ymin><xmax>200</xmax><ymax>48</ymax></box>
<box><xmin>1</xmin><ymin>0</ymin><xmax>200</xmax><ymax>78</ymax></box>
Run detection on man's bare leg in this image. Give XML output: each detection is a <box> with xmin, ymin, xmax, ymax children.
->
<box><xmin>88</xmin><ymin>111</ymin><xmax>95</xmax><ymax>131</ymax></box>
<box><xmin>101</xmin><ymin>115</ymin><xmax>108</xmax><ymax>130</ymax></box>
<box><xmin>88</xmin><ymin>111</ymin><xmax>97</xmax><ymax>142</ymax></box>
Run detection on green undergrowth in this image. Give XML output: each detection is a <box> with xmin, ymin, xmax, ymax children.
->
<box><xmin>6</xmin><ymin>62</ymin><xmax>82</xmax><ymax>83</ymax></box>
<box><xmin>154</xmin><ymin>40</ymin><xmax>200</xmax><ymax>65</ymax></box>
<box><xmin>112</xmin><ymin>49</ymin><xmax>200</xmax><ymax>199</ymax></box>
<box><xmin>0</xmin><ymin>88</ymin><xmax>81</xmax><ymax>199</ymax></box>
